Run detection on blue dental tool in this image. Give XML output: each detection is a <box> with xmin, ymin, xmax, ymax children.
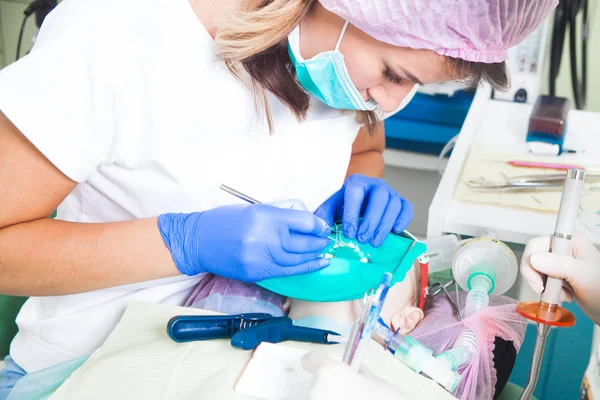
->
<box><xmin>167</xmin><ymin>313</ymin><xmax>272</xmax><ymax>342</ymax></box>
<box><xmin>167</xmin><ymin>313</ymin><xmax>344</xmax><ymax>350</ymax></box>
<box><xmin>230</xmin><ymin>316</ymin><xmax>344</xmax><ymax>350</ymax></box>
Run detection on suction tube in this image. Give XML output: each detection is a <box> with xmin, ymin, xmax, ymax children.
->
<box><xmin>376</xmin><ymin>323</ymin><xmax>460</xmax><ymax>392</ymax></box>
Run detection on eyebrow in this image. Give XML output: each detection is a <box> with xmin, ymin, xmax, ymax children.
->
<box><xmin>397</xmin><ymin>66</ymin><xmax>424</xmax><ymax>86</ymax></box>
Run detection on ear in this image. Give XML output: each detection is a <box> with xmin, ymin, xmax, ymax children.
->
<box><xmin>390</xmin><ymin>306</ymin><xmax>424</xmax><ymax>335</ymax></box>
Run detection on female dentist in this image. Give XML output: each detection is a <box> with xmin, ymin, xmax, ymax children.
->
<box><xmin>303</xmin><ymin>232</ymin><xmax>600</xmax><ymax>399</ymax></box>
<box><xmin>0</xmin><ymin>0</ymin><xmax>556</xmax><ymax>396</ymax></box>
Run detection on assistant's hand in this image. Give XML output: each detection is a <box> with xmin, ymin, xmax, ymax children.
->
<box><xmin>158</xmin><ymin>202</ymin><xmax>331</xmax><ymax>282</ymax></box>
<box><xmin>301</xmin><ymin>352</ymin><xmax>407</xmax><ymax>400</ymax></box>
<box><xmin>520</xmin><ymin>233</ymin><xmax>600</xmax><ymax>324</ymax></box>
<box><xmin>315</xmin><ymin>174</ymin><xmax>414</xmax><ymax>246</ymax></box>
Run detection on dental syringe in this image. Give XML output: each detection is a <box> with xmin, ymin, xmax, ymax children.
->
<box><xmin>376</xmin><ymin>323</ymin><xmax>460</xmax><ymax>392</ymax></box>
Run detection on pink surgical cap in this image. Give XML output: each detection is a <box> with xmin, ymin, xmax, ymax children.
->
<box><xmin>318</xmin><ymin>0</ymin><xmax>558</xmax><ymax>63</ymax></box>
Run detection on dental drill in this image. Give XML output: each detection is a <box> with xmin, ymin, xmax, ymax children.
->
<box><xmin>517</xmin><ymin>168</ymin><xmax>585</xmax><ymax>400</ymax></box>
<box><xmin>376</xmin><ymin>323</ymin><xmax>461</xmax><ymax>392</ymax></box>
<box><xmin>435</xmin><ymin>238</ymin><xmax>518</xmax><ymax>371</ymax></box>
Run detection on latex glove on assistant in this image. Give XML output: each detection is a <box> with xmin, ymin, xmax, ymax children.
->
<box><xmin>301</xmin><ymin>352</ymin><xmax>408</xmax><ymax>400</ymax></box>
<box><xmin>520</xmin><ymin>232</ymin><xmax>600</xmax><ymax>324</ymax></box>
<box><xmin>315</xmin><ymin>174</ymin><xmax>414</xmax><ymax>247</ymax></box>
<box><xmin>158</xmin><ymin>201</ymin><xmax>331</xmax><ymax>282</ymax></box>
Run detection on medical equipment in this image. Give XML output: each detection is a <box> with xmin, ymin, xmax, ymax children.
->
<box><xmin>167</xmin><ymin>313</ymin><xmax>272</xmax><ymax>342</ymax></box>
<box><xmin>219</xmin><ymin>184</ymin><xmax>343</xmax><ymax>246</ymax></box>
<box><xmin>288</xmin><ymin>22</ymin><xmax>376</xmax><ymax>111</ymax></box>
<box><xmin>549</xmin><ymin>0</ymin><xmax>588</xmax><ymax>110</ymax></box>
<box><xmin>319</xmin><ymin>0</ymin><xmax>557</xmax><ymax>64</ymax></box>
<box><xmin>343</xmin><ymin>272</ymin><xmax>391</xmax><ymax>370</ymax></box>
<box><xmin>435</xmin><ymin>237</ymin><xmax>519</xmax><ymax>371</ymax></box>
<box><xmin>526</xmin><ymin>95</ymin><xmax>571</xmax><ymax>155</ymax></box>
<box><xmin>167</xmin><ymin>312</ymin><xmax>343</xmax><ymax>350</ymax></box>
<box><xmin>375</xmin><ymin>323</ymin><xmax>461</xmax><ymax>392</ymax></box>
<box><xmin>485</xmin><ymin>160</ymin><xmax>584</xmax><ymax>170</ymax></box>
<box><xmin>218</xmin><ymin>183</ymin><xmax>427</xmax><ymax>302</ymax></box>
<box><xmin>230</xmin><ymin>317</ymin><xmax>343</xmax><ymax>350</ymax></box>
<box><xmin>219</xmin><ymin>184</ymin><xmax>261</xmax><ymax>205</ymax></box>
<box><xmin>452</xmin><ymin>238</ymin><xmax>518</xmax><ymax>315</ymax></box>
<box><xmin>428</xmin><ymin>280</ymin><xmax>463</xmax><ymax>321</ymax></box>
<box><xmin>465</xmin><ymin>172</ymin><xmax>600</xmax><ymax>191</ymax></box>
<box><xmin>16</xmin><ymin>0</ymin><xmax>57</xmax><ymax>60</ymax></box>
<box><xmin>258</xmin><ymin>231</ymin><xmax>425</xmax><ymax>302</ymax></box>
<box><xmin>517</xmin><ymin>168</ymin><xmax>585</xmax><ymax>400</ymax></box>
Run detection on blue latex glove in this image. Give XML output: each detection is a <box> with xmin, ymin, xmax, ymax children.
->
<box><xmin>158</xmin><ymin>204</ymin><xmax>331</xmax><ymax>282</ymax></box>
<box><xmin>315</xmin><ymin>174</ymin><xmax>414</xmax><ymax>247</ymax></box>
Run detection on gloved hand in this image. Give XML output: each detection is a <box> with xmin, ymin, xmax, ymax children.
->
<box><xmin>520</xmin><ymin>232</ymin><xmax>600</xmax><ymax>324</ymax></box>
<box><xmin>158</xmin><ymin>202</ymin><xmax>331</xmax><ymax>282</ymax></box>
<box><xmin>301</xmin><ymin>352</ymin><xmax>407</xmax><ymax>400</ymax></box>
<box><xmin>315</xmin><ymin>174</ymin><xmax>414</xmax><ymax>247</ymax></box>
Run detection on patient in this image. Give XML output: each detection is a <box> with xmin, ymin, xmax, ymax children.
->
<box><xmin>184</xmin><ymin>259</ymin><xmax>425</xmax><ymax>336</ymax></box>
<box><xmin>185</xmin><ymin>264</ymin><xmax>524</xmax><ymax>400</ymax></box>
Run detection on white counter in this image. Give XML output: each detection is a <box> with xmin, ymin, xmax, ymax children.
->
<box><xmin>428</xmin><ymin>86</ymin><xmax>600</xmax><ymax>247</ymax></box>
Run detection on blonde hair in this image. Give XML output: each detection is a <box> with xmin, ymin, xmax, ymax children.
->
<box><xmin>214</xmin><ymin>0</ymin><xmax>380</xmax><ymax>134</ymax></box>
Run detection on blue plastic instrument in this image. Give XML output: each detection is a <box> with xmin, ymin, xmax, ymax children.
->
<box><xmin>167</xmin><ymin>313</ymin><xmax>272</xmax><ymax>343</ymax></box>
<box><xmin>231</xmin><ymin>316</ymin><xmax>342</xmax><ymax>350</ymax></box>
<box><xmin>168</xmin><ymin>313</ymin><xmax>343</xmax><ymax>350</ymax></box>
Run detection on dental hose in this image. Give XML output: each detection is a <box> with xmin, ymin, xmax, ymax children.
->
<box><xmin>376</xmin><ymin>322</ymin><xmax>461</xmax><ymax>392</ymax></box>
<box><xmin>436</xmin><ymin>264</ymin><xmax>495</xmax><ymax>371</ymax></box>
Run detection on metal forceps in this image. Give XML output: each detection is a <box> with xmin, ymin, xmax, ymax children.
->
<box><xmin>465</xmin><ymin>172</ymin><xmax>600</xmax><ymax>192</ymax></box>
<box><xmin>429</xmin><ymin>279</ymin><xmax>462</xmax><ymax>321</ymax></box>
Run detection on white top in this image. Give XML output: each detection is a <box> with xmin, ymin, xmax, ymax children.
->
<box><xmin>428</xmin><ymin>86</ymin><xmax>600</xmax><ymax>247</ymax></box>
<box><xmin>0</xmin><ymin>0</ymin><xmax>361</xmax><ymax>372</ymax></box>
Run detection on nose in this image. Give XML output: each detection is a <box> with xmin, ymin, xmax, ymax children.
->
<box><xmin>359</xmin><ymin>89</ymin><xmax>370</xmax><ymax>101</ymax></box>
<box><xmin>368</xmin><ymin>83</ymin><xmax>415</xmax><ymax>112</ymax></box>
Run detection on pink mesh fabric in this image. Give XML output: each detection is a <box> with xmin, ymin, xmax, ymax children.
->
<box><xmin>318</xmin><ymin>0</ymin><xmax>558</xmax><ymax>63</ymax></box>
<box><xmin>411</xmin><ymin>292</ymin><xmax>527</xmax><ymax>400</ymax></box>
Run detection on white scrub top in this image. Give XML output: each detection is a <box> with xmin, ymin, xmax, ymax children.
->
<box><xmin>0</xmin><ymin>0</ymin><xmax>361</xmax><ymax>372</ymax></box>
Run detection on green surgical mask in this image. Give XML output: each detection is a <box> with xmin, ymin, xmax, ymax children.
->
<box><xmin>256</xmin><ymin>227</ymin><xmax>426</xmax><ymax>302</ymax></box>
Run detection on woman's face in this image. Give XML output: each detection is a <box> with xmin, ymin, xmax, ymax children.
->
<box><xmin>301</xmin><ymin>4</ymin><xmax>456</xmax><ymax>112</ymax></box>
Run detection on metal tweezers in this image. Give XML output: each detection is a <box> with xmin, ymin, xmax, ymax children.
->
<box><xmin>465</xmin><ymin>173</ymin><xmax>600</xmax><ymax>192</ymax></box>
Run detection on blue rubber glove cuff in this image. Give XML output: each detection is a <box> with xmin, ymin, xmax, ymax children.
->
<box><xmin>158</xmin><ymin>213</ymin><xmax>203</xmax><ymax>276</ymax></box>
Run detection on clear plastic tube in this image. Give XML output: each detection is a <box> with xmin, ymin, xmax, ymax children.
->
<box><xmin>436</xmin><ymin>329</ymin><xmax>478</xmax><ymax>371</ymax></box>
<box><xmin>463</xmin><ymin>273</ymin><xmax>493</xmax><ymax>318</ymax></box>
<box><xmin>376</xmin><ymin>323</ymin><xmax>460</xmax><ymax>392</ymax></box>
<box><xmin>436</xmin><ymin>265</ymin><xmax>494</xmax><ymax>371</ymax></box>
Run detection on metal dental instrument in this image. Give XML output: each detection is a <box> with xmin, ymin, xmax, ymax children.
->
<box><xmin>220</xmin><ymin>184</ymin><xmax>262</xmax><ymax>205</ymax></box>
<box><xmin>485</xmin><ymin>160</ymin><xmax>586</xmax><ymax>170</ymax></box>
<box><xmin>219</xmin><ymin>184</ymin><xmax>342</xmax><ymax>245</ymax></box>
<box><xmin>429</xmin><ymin>280</ymin><xmax>462</xmax><ymax>321</ymax></box>
<box><xmin>465</xmin><ymin>172</ymin><xmax>599</xmax><ymax>192</ymax></box>
<box><xmin>516</xmin><ymin>168</ymin><xmax>585</xmax><ymax>400</ymax></box>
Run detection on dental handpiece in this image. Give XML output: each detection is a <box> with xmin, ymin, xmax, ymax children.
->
<box><xmin>519</xmin><ymin>168</ymin><xmax>585</xmax><ymax>400</ymax></box>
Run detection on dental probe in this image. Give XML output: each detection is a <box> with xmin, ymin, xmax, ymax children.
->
<box><xmin>219</xmin><ymin>184</ymin><xmax>342</xmax><ymax>245</ymax></box>
<box><xmin>517</xmin><ymin>168</ymin><xmax>585</xmax><ymax>400</ymax></box>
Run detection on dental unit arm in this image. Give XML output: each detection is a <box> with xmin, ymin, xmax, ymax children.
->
<box><xmin>517</xmin><ymin>169</ymin><xmax>585</xmax><ymax>400</ymax></box>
